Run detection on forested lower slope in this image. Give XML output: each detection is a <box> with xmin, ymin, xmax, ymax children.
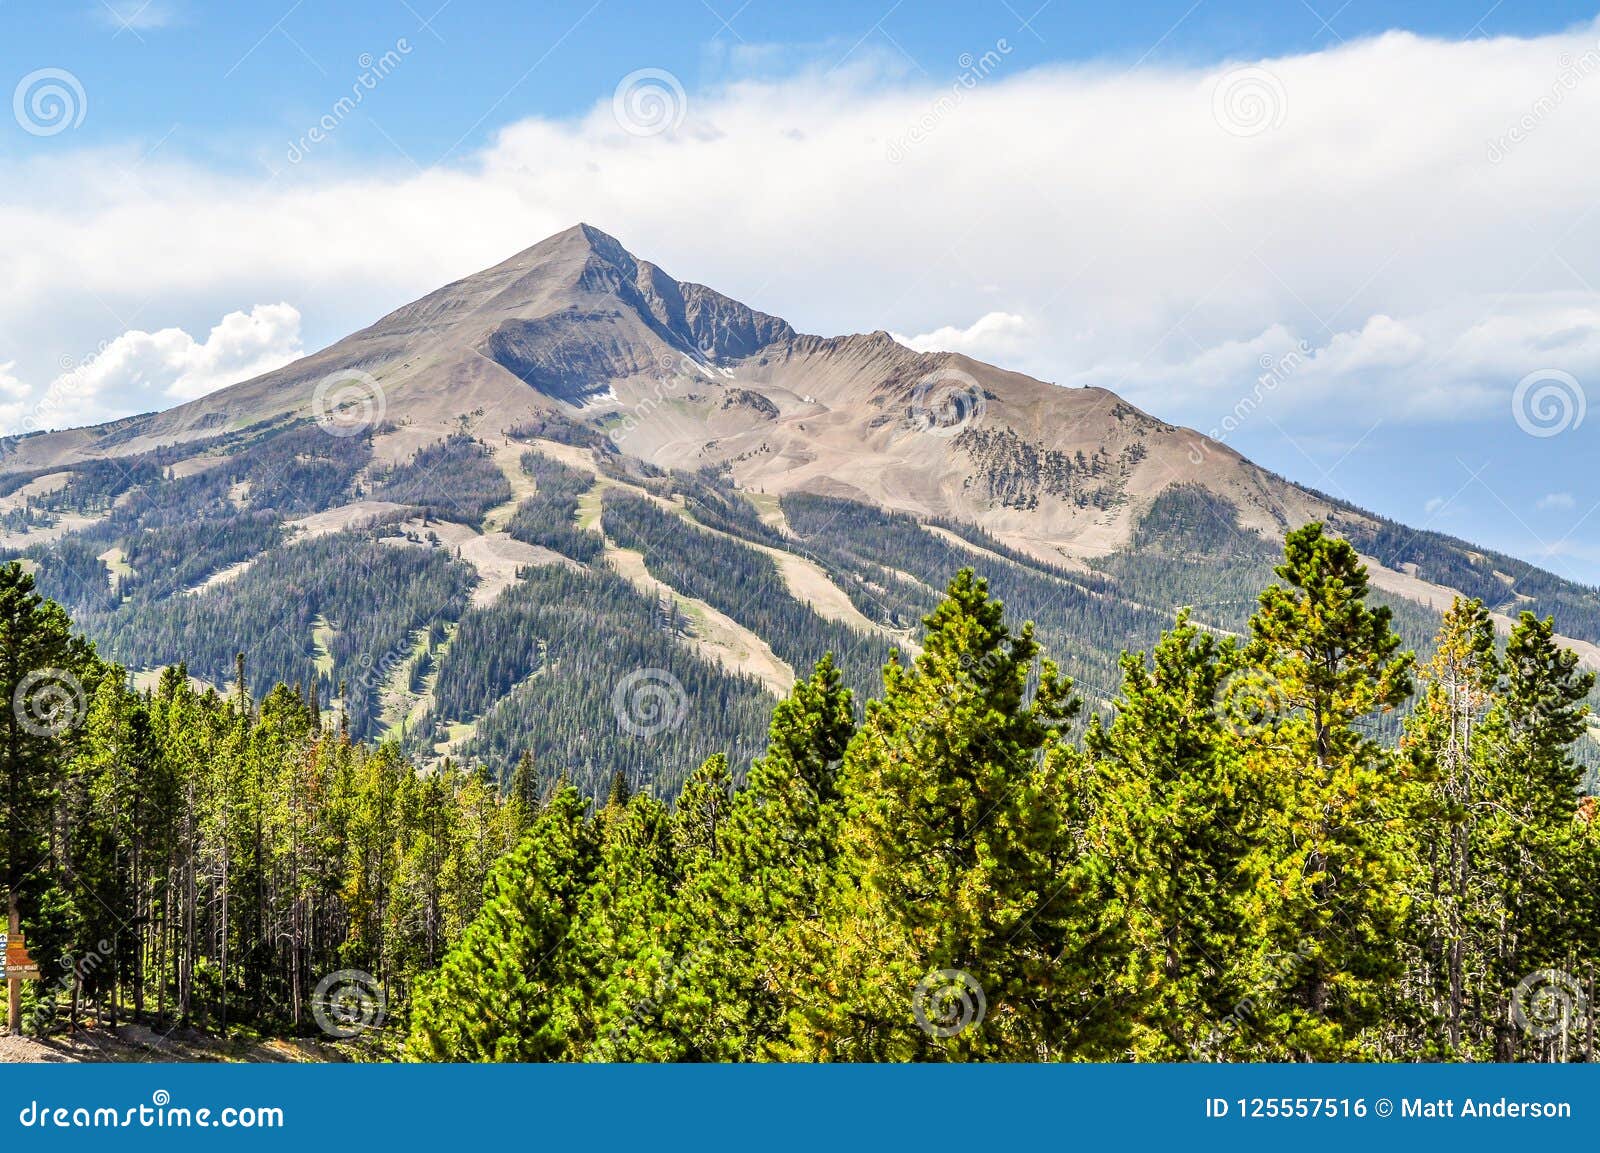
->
<box><xmin>3</xmin><ymin>415</ymin><xmax>1596</xmax><ymax>793</ymax></box>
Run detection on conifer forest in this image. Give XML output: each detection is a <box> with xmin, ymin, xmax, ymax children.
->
<box><xmin>1</xmin><ymin>520</ymin><xmax>1594</xmax><ymax>1063</ymax></box>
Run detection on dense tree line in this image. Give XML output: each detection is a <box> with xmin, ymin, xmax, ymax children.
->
<box><xmin>1331</xmin><ymin>507</ymin><xmax>1600</xmax><ymax>644</ymax></box>
<box><xmin>601</xmin><ymin>488</ymin><xmax>888</xmax><ymax>702</ymax></box>
<box><xmin>505</xmin><ymin>453</ymin><xmax>603</xmax><ymax>564</ymax></box>
<box><xmin>954</xmin><ymin>425</ymin><xmax>1129</xmax><ymax>510</ymax></box>
<box><xmin>368</xmin><ymin>434</ymin><xmax>511</xmax><ymax>525</ymax></box>
<box><xmin>666</xmin><ymin>468</ymin><xmax>787</xmax><ymax>546</ymax></box>
<box><xmin>439</xmin><ymin>565</ymin><xmax>775</xmax><ymax>799</ymax></box>
<box><xmin>32</xmin><ymin>460</ymin><xmax>165</xmax><ymax>516</ymax></box>
<box><xmin>0</xmin><ymin>562</ymin><xmax>522</xmax><ymax>1040</ymax></box>
<box><xmin>8</xmin><ymin>416</ymin><xmax>1594</xmax><ymax>798</ymax></box>
<box><xmin>118</xmin><ymin>512</ymin><xmax>285</xmax><ymax>603</ymax></box>
<box><xmin>12</xmin><ymin>420</ymin><xmax>372</xmax><ymax>618</ymax></box>
<box><xmin>780</xmin><ymin>490</ymin><xmax>1176</xmax><ymax>700</ymax></box>
<box><xmin>412</xmin><ymin>525</ymin><xmax>1599</xmax><ymax>1062</ymax></box>
<box><xmin>89</xmin><ymin>533</ymin><xmax>475</xmax><ymax>741</ymax></box>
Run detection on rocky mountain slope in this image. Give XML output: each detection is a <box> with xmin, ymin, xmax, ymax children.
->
<box><xmin>2</xmin><ymin>224</ymin><xmax>1595</xmax><ymax>791</ymax></box>
<box><xmin>0</xmin><ymin>224</ymin><xmax>1325</xmax><ymax>559</ymax></box>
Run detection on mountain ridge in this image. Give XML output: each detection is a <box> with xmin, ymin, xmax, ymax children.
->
<box><xmin>0</xmin><ymin>224</ymin><xmax>1590</xmax><ymax>615</ymax></box>
<box><xmin>1</xmin><ymin>226</ymin><xmax>1597</xmax><ymax>789</ymax></box>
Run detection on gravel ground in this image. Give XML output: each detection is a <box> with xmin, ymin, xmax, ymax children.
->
<box><xmin>0</xmin><ymin>1024</ymin><xmax>342</xmax><ymax>1063</ymax></box>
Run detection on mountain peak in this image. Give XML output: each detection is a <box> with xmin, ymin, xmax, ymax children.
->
<box><xmin>461</xmin><ymin>222</ymin><xmax>632</xmax><ymax>291</ymax></box>
<box><xmin>350</xmin><ymin>225</ymin><xmax>796</xmax><ymax>405</ymax></box>
<box><xmin>514</xmin><ymin>221</ymin><xmax>628</xmax><ymax>264</ymax></box>
<box><xmin>490</xmin><ymin>224</ymin><xmax>799</xmax><ymax>365</ymax></box>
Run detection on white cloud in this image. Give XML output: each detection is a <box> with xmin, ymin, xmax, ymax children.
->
<box><xmin>16</xmin><ymin>305</ymin><xmax>301</xmax><ymax>432</ymax></box>
<box><xmin>1135</xmin><ymin>299</ymin><xmax>1600</xmax><ymax>430</ymax></box>
<box><xmin>0</xmin><ymin>363</ymin><xmax>28</xmax><ymax>400</ymax></box>
<box><xmin>891</xmin><ymin>312</ymin><xmax>1029</xmax><ymax>359</ymax></box>
<box><xmin>3</xmin><ymin>21</ymin><xmax>1600</xmax><ymax>441</ymax></box>
<box><xmin>0</xmin><ymin>363</ymin><xmax>33</xmax><ymax>436</ymax></box>
<box><xmin>1538</xmin><ymin>491</ymin><xmax>1577</xmax><ymax>510</ymax></box>
<box><xmin>159</xmin><ymin>303</ymin><xmax>304</xmax><ymax>400</ymax></box>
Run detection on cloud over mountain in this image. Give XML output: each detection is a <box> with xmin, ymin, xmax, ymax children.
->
<box><xmin>3</xmin><ymin>20</ymin><xmax>1599</xmax><ymax>444</ymax></box>
<box><xmin>14</xmin><ymin>304</ymin><xmax>302</xmax><ymax>432</ymax></box>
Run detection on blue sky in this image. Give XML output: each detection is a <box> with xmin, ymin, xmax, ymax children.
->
<box><xmin>4</xmin><ymin>1</ymin><xmax>1594</xmax><ymax>165</ymax></box>
<box><xmin>3</xmin><ymin>1</ymin><xmax>1600</xmax><ymax>582</ymax></box>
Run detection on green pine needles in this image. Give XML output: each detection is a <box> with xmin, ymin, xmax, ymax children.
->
<box><xmin>0</xmin><ymin>518</ymin><xmax>1594</xmax><ymax>1062</ymax></box>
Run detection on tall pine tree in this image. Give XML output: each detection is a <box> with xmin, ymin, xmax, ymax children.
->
<box><xmin>1231</xmin><ymin>524</ymin><xmax>1414</xmax><ymax>1059</ymax></box>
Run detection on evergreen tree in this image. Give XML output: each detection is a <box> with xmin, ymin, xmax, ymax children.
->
<box><xmin>1400</xmin><ymin>597</ymin><xmax>1499</xmax><ymax>1056</ymax></box>
<box><xmin>605</xmin><ymin>769</ymin><xmax>632</xmax><ymax>811</ymax></box>
<box><xmin>797</xmin><ymin>571</ymin><xmax>1109</xmax><ymax>1060</ymax></box>
<box><xmin>662</xmin><ymin>656</ymin><xmax>856</xmax><ymax>1060</ymax></box>
<box><xmin>0</xmin><ymin>562</ymin><xmax>99</xmax><ymax>1005</ymax></box>
<box><xmin>1085</xmin><ymin>611</ymin><xmax>1258</xmax><ymax>1059</ymax></box>
<box><xmin>670</xmin><ymin>753</ymin><xmax>732</xmax><ymax>878</ymax></box>
<box><xmin>574</xmin><ymin>793</ymin><xmax>679</xmax><ymax>1060</ymax></box>
<box><xmin>405</xmin><ymin>785</ymin><xmax>598</xmax><ymax>1061</ymax></box>
<box><xmin>0</xmin><ymin>512</ymin><xmax>1595</xmax><ymax>1064</ymax></box>
<box><xmin>1230</xmin><ymin>523</ymin><xmax>1414</xmax><ymax>1059</ymax></box>
<box><xmin>1477</xmin><ymin>612</ymin><xmax>1595</xmax><ymax>1059</ymax></box>
<box><xmin>506</xmin><ymin>750</ymin><xmax>541</xmax><ymax>835</ymax></box>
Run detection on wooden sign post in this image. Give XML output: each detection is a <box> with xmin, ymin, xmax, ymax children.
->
<box><xmin>6</xmin><ymin>936</ymin><xmax>38</xmax><ymax>978</ymax></box>
<box><xmin>5</xmin><ymin>895</ymin><xmax>39</xmax><ymax>1035</ymax></box>
<box><xmin>6</xmin><ymin>895</ymin><xmax>18</xmax><ymax>1034</ymax></box>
